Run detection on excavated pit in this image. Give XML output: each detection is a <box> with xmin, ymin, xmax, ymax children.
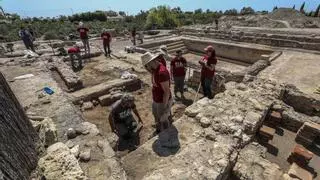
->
<box><xmin>1</xmin><ymin>34</ymin><xmax>320</xmax><ymax>180</ymax></box>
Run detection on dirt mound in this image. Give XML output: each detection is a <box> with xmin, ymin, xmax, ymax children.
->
<box><xmin>219</xmin><ymin>15</ymin><xmax>287</xmax><ymax>29</ymax></box>
<box><xmin>268</xmin><ymin>8</ymin><xmax>305</xmax><ymax>20</ymax></box>
<box><xmin>268</xmin><ymin>8</ymin><xmax>320</xmax><ymax>28</ymax></box>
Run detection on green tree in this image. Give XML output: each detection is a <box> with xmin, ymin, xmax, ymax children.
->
<box><xmin>300</xmin><ymin>2</ymin><xmax>305</xmax><ymax>13</ymax></box>
<box><xmin>194</xmin><ymin>8</ymin><xmax>203</xmax><ymax>14</ymax></box>
<box><xmin>240</xmin><ymin>7</ymin><xmax>255</xmax><ymax>15</ymax></box>
<box><xmin>224</xmin><ymin>9</ymin><xmax>238</xmax><ymax>15</ymax></box>
<box><xmin>293</xmin><ymin>5</ymin><xmax>295</xmax><ymax>9</ymax></box>
<box><xmin>119</xmin><ymin>11</ymin><xmax>126</xmax><ymax>16</ymax></box>
<box><xmin>145</xmin><ymin>6</ymin><xmax>178</xmax><ymax>29</ymax></box>
<box><xmin>273</xmin><ymin>6</ymin><xmax>278</xmax><ymax>11</ymax></box>
<box><xmin>315</xmin><ymin>4</ymin><xmax>320</xmax><ymax>17</ymax></box>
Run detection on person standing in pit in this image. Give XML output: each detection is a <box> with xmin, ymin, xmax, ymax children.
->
<box><xmin>199</xmin><ymin>45</ymin><xmax>217</xmax><ymax>99</ymax></box>
<box><xmin>215</xmin><ymin>19</ymin><xmax>219</xmax><ymax>30</ymax></box>
<box><xmin>137</xmin><ymin>31</ymin><xmax>144</xmax><ymax>44</ymax></box>
<box><xmin>18</xmin><ymin>26</ymin><xmax>35</xmax><ymax>52</ymax></box>
<box><xmin>131</xmin><ymin>27</ymin><xmax>136</xmax><ymax>45</ymax></box>
<box><xmin>141</xmin><ymin>52</ymin><xmax>172</xmax><ymax>133</ymax></box>
<box><xmin>77</xmin><ymin>22</ymin><xmax>90</xmax><ymax>55</ymax></box>
<box><xmin>68</xmin><ymin>42</ymin><xmax>83</xmax><ymax>70</ymax></box>
<box><xmin>101</xmin><ymin>28</ymin><xmax>112</xmax><ymax>57</ymax></box>
<box><xmin>171</xmin><ymin>49</ymin><xmax>187</xmax><ymax>99</ymax></box>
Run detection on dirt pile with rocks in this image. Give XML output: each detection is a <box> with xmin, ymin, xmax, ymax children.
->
<box><xmin>268</xmin><ymin>8</ymin><xmax>320</xmax><ymax>28</ymax></box>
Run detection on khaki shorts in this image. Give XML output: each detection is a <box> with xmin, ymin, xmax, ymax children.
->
<box><xmin>152</xmin><ymin>98</ymin><xmax>173</xmax><ymax>123</ymax></box>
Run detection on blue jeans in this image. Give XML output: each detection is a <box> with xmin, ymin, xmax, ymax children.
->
<box><xmin>201</xmin><ymin>77</ymin><xmax>213</xmax><ymax>99</ymax></box>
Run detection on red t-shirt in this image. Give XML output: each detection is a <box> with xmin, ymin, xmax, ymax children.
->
<box><xmin>101</xmin><ymin>32</ymin><xmax>111</xmax><ymax>43</ymax></box>
<box><xmin>171</xmin><ymin>56</ymin><xmax>187</xmax><ymax>77</ymax></box>
<box><xmin>77</xmin><ymin>27</ymin><xmax>89</xmax><ymax>39</ymax></box>
<box><xmin>156</xmin><ymin>56</ymin><xmax>166</xmax><ymax>67</ymax></box>
<box><xmin>152</xmin><ymin>64</ymin><xmax>171</xmax><ymax>103</ymax></box>
<box><xmin>68</xmin><ymin>47</ymin><xmax>80</xmax><ymax>54</ymax></box>
<box><xmin>200</xmin><ymin>55</ymin><xmax>217</xmax><ymax>79</ymax></box>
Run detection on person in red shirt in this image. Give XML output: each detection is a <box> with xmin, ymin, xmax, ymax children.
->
<box><xmin>101</xmin><ymin>29</ymin><xmax>112</xmax><ymax>57</ymax></box>
<box><xmin>68</xmin><ymin>42</ymin><xmax>82</xmax><ymax>70</ymax></box>
<box><xmin>170</xmin><ymin>49</ymin><xmax>187</xmax><ymax>99</ymax></box>
<box><xmin>199</xmin><ymin>45</ymin><xmax>217</xmax><ymax>99</ymax></box>
<box><xmin>77</xmin><ymin>22</ymin><xmax>90</xmax><ymax>55</ymax></box>
<box><xmin>141</xmin><ymin>52</ymin><xmax>172</xmax><ymax>133</ymax></box>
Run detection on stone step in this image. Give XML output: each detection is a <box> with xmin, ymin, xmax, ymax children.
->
<box><xmin>288</xmin><ymin>163</ymin><xmax>313</xmax><ymax>180</ymax></box>
<box><xmin>71</xmin><ymin>78</ymin><xmax>141</xmax><ymax>104</ymax></box>
<box><xmin>259</xmin><ymin>125</ymin><xmax>276</xmax><ymax>140</ymax></box>
<box><xmin>166</xmin><ymin>43</ymin><xmax>185</xmax><ymax>50</ymax></box>
<box><xmin>166</xmin><ymin>40</ymin><xmax>184</xmax><ymax>47</ymax></box>
<box><xmin>99</xmin><ymin>93</ymin><xmax>123</xmax><ymax>106</ymax></box>
<box><xmin>168</xmin><ymin>47</ymin><xmax>188</xmax><ymax>55</ymax></box>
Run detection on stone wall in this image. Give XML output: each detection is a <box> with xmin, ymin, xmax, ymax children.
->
<box><xmin>183</xmin><ymin>38</ymin><xmax>274</xmax><ymax>64</ymax></box>
<box><xmin>0</xmin><ymin>72</ymin><xmax>38</xmax><ymax>179</ymax></box>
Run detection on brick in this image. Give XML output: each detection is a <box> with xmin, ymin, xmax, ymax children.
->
<box><xmin>288</xmin><ymin>163</ymin><xmax>313</xmax><ymax>180</ymax></box>
<box><xmin>259</xmin><ymin>125</ymin><xmax>276</xmax><ymax>140</ymax></box>
<box><xmin>269</xmin><ymin>111</ymin><xmax>282</xmax><ymax>123</ymax></box>
<box><xmin>292</xmin><ymin>144</ymin><xmax>313</xmax><ymax>161</ymax></box>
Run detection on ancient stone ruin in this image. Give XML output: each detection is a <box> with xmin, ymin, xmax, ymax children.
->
<box><xmin>0</xmin><ymin>15</ymin><xmax>320</xmax><ymax>180</ymax></box>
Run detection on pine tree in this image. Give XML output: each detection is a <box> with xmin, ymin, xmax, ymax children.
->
<box><xmin>293</xmin><ymin>5</ymin><xmax>295</xmax><ymax>9</ymax></box>
<box><xmin>300</xmin><ymin>2</ymin><xmax>305</xmax><ymax>13</ymax></box>
<box><xmin>315</xmin><ymin>4</ymin><xmax>320</xmax><ymax>17</ymax></box>
<box><xmin>273</xmin><ymin>6</ymin><xmax>278</xmax><ymax>11</ymax></box>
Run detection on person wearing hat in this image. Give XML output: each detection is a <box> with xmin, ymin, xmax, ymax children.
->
<box><xmin>158</xmin><ymin>45</ymin><xmax>170</xmax><ymax>66</ymax></box>
<box><xmin>77</xmin><ymin>22</ymin><xmax>90</xmax><ymax>55</ymax></box>
<box><xmin>198</xmin><ymin>45</ymin><xmax>217</xmax><ymax>99</ymax></box>
<box><xmin>68</xmin><ymin>42</ymin><xmax>83</xmax><ymax>70</ymax></box>
<box><xmin>109</xmin><ymin>93</ymin><xmax>143</xmax><ymax>140</ymax></box>
<box><xmin>141</xmin><ymin>52</ymin><xmax>172</xmax><ymax>132</ymax></box>
<box><xmin>101</xmin><ymin>29</ymin><xmax>112</xmax><ymax>57</ymax></box>
<box><xmin>170</xmin><ymin>49</ymin><xmax>187</xmax><ymax>99</ymax></box>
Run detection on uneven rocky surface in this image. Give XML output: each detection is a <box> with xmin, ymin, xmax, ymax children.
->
<box><xmin>38</xmin><ymin>142</ymin><xmax>86</xmax><ymax>180</ymax></box>
<box><xmin>122</xmin><ymin>79</ymin><xmax>283</xmax><ymax>179</ymax></box>
<box><xmin>233</xmin><ymin>143</ymin><xmax>284</xmax><ymax>180</ymax></box>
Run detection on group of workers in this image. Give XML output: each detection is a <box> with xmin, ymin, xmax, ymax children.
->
<box><xmin>109</xmin><ymin>44</ymin><xmax>217</xmax><ymax>146</ymax></box>
<box><xmin>18</xmin><ymin>22</ymin><xmax>217</xmax><ymax>147</ymax></box>
<box><xmin>68</xmin><ymin>22</ymin><xmax>143</xmax><ymax>70</ymax></box>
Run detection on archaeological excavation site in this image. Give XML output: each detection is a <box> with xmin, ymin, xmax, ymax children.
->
<box><xmin>1</xmin><ymin>7</ymin><xmax>320</xmax><ymax>180</ymax></box>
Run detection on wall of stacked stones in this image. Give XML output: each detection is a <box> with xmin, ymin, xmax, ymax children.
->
<box><xmin>0</xmin><ymin>72</ymin><xmax>38</xmax><ymax>179</ymax></box>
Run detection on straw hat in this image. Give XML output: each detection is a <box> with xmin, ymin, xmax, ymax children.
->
<box><xmin>204</xmin><ymin>45</ymin><xmax>214</xmax><ymax>52</ymax></box>
<box><xmin>141</xmin><ymin>52</ymin><xmax>161</xmax><ymax>66</ymax></box>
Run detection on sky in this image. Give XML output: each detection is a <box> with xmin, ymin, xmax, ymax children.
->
<box><xmin>0</xmin><ymin>0</ymin><xmax>319</xmax><ymax>18</ymax></box>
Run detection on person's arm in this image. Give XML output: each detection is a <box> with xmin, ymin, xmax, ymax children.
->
<box><xmin>160</xmin><ymin>80</ymin><xmax>171</xmax><ymax>107</ymax></box>
<box><xmin>132</xmin><ymin>107</ymin><xmax>143</xmax><ymax>124</ymax></box>
<box><xmin>170</xmin><ymin>61</ymin><xmax>174</xmax><ymax>80</ymax></box>
<box><xmin>108</xmin><ymin>113</ymin><xmax>117</xmax><ymax>133</ymax></box>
